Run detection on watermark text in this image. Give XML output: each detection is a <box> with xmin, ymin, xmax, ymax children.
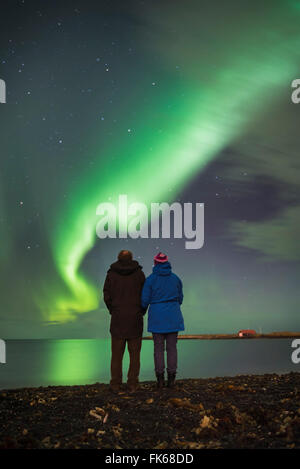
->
<box><xmin>0</xmin><ymin>339</ymin><xmax>6</xmax><ymax>364</ymax></box>
<box><xmin>0</xmin><ymin>79</ymin><xmax>6</xmax><ymax>103</ymax></box>
<box><xmin>96</xmin><ymin>195</ymin><xmax>204</xmax><ymax>249</ymax></box>
<box><xmin>291</xmin><ymin>339</ymin><xmax>300</xmax><ymax>364</ymax></box>
<box><xmin>291</xmin><ymin>79</ymin><xmax>300</xmax><ymax>104</ymax></box>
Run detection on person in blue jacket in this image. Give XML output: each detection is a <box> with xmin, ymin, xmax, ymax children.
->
<box><xmin>141</xmin><ymin>252</ymin><xmax>184</xmax><ymax>389</ymax></box>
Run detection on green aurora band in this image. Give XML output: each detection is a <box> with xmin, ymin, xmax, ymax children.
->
<box><xmin>39</xmin><ymin>9</ymin><xmax>300</xmax><ymax>323</ymax></box>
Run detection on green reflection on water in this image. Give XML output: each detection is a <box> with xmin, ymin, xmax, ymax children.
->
<box><xmin>47</xmin><ymin>339</ymin><xmax>156</xmax><ymax>385</ymax></box>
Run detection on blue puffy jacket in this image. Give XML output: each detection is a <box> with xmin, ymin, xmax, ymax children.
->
<box><xmin>141</xmin><ymin>262</ymin><xmax>185</xmax><ymax>333</ymax></box>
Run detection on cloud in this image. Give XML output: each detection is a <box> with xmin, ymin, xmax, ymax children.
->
<box><xmin>229</xmin><ymin>205</ymin><xmax>300</xmax><ymax>261</ymax></box>
<box><xmin>135</xmin><ymin>0</ymin><xmax>300</xmax><ymax>264</ymax></box>
<box><xmin>222</xmin><ymin>100</ymin><xmax>300</xmax><ymax>262</ymax></box>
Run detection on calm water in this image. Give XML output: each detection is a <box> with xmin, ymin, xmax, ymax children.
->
<box><xmin>0</xmin><ymin>338</ymin><xmax>298</xmax><ymax>390</ymax></box>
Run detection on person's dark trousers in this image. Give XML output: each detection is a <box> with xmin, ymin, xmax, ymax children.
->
<box><xmin>110</xmin><ymin>336</ymin><xmax>142</xmax><ymax>386</ymax></box>
<box><xmin>152</xmin><ymin>332</ymin><xmax>178</xmax><ymax>374</ymax></box>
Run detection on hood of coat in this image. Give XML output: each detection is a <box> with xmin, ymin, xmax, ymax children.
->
<box><xmin>109</xmin><ymin>259</ymin><xmax>142</xmax><ymax>276</ymax></box>
<box><xmin>152</xmin><ymin>261</ymin><xmax>172</xmax><ymax>276</ymax></box>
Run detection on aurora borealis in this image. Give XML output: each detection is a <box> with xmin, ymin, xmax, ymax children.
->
<box><xmin>0</xmin><ymin>0</ymin><xmax>300</xmax><ymax>338</ymax></box>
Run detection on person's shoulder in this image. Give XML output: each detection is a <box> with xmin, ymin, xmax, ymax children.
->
<box><xmin>171</xmin><ymin>272</ymin><xmax>182</xmax><ymax>283</ymax></box>
<box><xmin>145</xmin><ymin>272</ymin><xmax>155</xmax><ymax>281</ymax></box>
<box><xmin>106</xmin><ymin>262</ymin><xmax>117</xmax><ymax>274</ymax></box>
<box><xmin>136</xmin><ymin>267</ymin><xmax>146</xmax><ymax>278</ymax></box>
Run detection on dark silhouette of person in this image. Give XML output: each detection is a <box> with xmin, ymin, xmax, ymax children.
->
<box><xmin>103</xmin><ymin>250</ymin><xmax>146</xmax><ymax>392</ymax></box>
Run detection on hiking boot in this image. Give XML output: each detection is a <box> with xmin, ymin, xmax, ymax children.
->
<box><xmin>167</xmin><ymin>372</ymin><xmax>176</xmax><ymax>388</ymax></box>
<box><xmin>127</xmin><ymin>383</ymin><xmax>139</xmax><ymax>393</ymax></box>
<box><xmin>109</xmin><ymin>384</ymin><xmax>121</xmax><ymax>393</ymax></box>
<box><xmin>156</xmin><ymin>373</ymin><xmax>165</xmax><ymax>389</ymax></box>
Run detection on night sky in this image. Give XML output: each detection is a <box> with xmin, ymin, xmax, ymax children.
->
<box><xmin>1</xmin><ymin>0</ymin><xmax>299</xmax><ymax>339</ymax></box>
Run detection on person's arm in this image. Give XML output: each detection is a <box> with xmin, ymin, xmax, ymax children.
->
<box><xmin>141</xmin><ymin>277</ymin><xmax>152</xmax><ymax>312</ymax></box>
<box><xmin>103</xmin><ymin>273</ymin><xmax>112</xmax><ymax>313</ymax></box>
<box><xmin>140</xmin><ymin>270</ymin><xmax>146</xmax><ymax>285</ymax></box>
<box><xmin>140</xmin><ymin>271</ymin><xmax>147</xmax><ymax>315</ymax></box>
<box><xmin>178</xmin><ymin>278</ymin><xmax>183</xmax><ymax>305</ymax></box>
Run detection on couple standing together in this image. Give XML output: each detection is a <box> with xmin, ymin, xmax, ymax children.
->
<box><xmin>103</xmin><ymin>250</ymin><xmax>185</xmax><ymax>392</ymax></box>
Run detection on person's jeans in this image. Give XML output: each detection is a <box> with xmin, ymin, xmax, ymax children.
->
<box><xmin>152</xmin><ymin>332</ymin><xmax>178</xmax><ymax>374</ymax></box>
<box><xmin>110</xmin><ymin>336</ymin><xmax>142</xmax><ymax>386</ymax></box>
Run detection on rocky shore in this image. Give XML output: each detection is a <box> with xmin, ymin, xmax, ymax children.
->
<box><xmin>0</xmin><ymin>372</ymin><xmax>299</xmax><ymax>449</ymax></box>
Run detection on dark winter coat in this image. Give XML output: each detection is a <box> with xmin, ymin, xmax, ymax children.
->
<box><xmin>141</xmin><ymin>262</ymin><xmax>185</xmax><ymax>333</ymax></box>
<box><xmin>103</xmin><ymin>259</ymin><xmax>146</xmax><ymax>338</ymax></box>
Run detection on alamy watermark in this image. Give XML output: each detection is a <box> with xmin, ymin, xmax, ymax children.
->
<box><xmin>0</xmin><ymin>339</ymin><xmax>6</xmax><ymax>364</ymax></box>
<box><xmin>96</xmin><ymin>194</ymin><xmax>204</xmax><ymax>249</ymax></box>
<box><xmin>291</xmin><ymin>339</ymin><xmax>300</xmax><ymax>364</ymax></box>
<box><xmin>0</xmin><ymin>79</ymin><xmax>6</xmax><ymax>103</ymax></box>
<box><xmin>291</xmin><ymin>79</ymin><xmax>300</xmax><ymax>104</ymax></box>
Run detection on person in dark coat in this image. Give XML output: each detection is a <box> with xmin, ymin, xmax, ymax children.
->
<box><xmin>141</xmin><ymin>252</ymin><xmax>184</xmax><ymax>389</ymax></box>
<box><xmin>103</xmin><ymin>250</ymin><xmax>146</xmax><ymax>392</ymax></box>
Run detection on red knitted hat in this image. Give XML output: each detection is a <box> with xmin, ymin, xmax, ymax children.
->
<box><xmin>154</xmin><ymin>252</ymin><xmax>168</xmax><ymax>264</ymax></box>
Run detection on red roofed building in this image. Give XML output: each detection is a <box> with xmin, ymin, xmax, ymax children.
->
<box><xmin>238</xmin><ymin>329</ymin><xmax>257</xmax><ymax>337</ymax></box>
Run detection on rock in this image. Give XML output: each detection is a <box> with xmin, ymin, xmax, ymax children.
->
<box><xmin>112</xmin><ymin>424</ymin><xmax>122</xmax><ymax>438</ymax></box>
<box><xmin>192</xmin><ymin>415</ymin><xmax>219</xmax><ymax>437</ymax></box>
<box><xmin>200</xmin><ymin>415</ymin><xmax>217</xmax><ymax>429</ymax></box>
<box><xmin>89</xmin><ymin>410</ymin><xmax>103</xmax><ymax>420</ymax></box>
<box><xmin>176</xmin><ymin>440</ymin><xmax>206</xmax><ymax>449</ymax></box>
<box><xmin>168</xmin><ymin>397</ymin><xmax>204</xmax><ymax>411</ymax></box>
<box><xmin>107</xmin><ymin>404</ymin><xmax>120</xmax><ymax>412</ymax></box>
<box><xmin>41</xmin><ymin>436</ymin><xmax>51</xmax><ymax>448</ymax></box>
<box><xmin>154</xmin><ymin>441</ymin><xmax>169</xmax><ymax>449</ymax></box>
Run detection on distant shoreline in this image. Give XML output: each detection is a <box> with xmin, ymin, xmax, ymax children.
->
<box><xmin>3</xmin><ymin>332</ymin><xmax>300</xmax><ymax>341</ymax></box>
<box><xmin>143</xmin><ymin>332</ymin><xmax>300</xmax><ymax>340</ymax></box>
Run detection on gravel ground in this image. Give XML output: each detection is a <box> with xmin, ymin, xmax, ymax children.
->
<box><xmin>0</xmin><ymin>372</ymin><xmax>299</xmax><ymax>449</ymax></box>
